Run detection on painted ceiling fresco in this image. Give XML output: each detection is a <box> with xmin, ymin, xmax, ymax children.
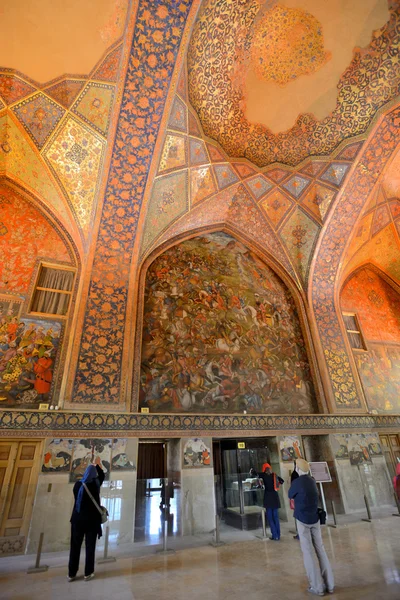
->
<box><xmin>187</xmin><ymin>0</ymin><xmax>398</xmax><ymax>167</ymax></box>
<box><xmin>141</xmin><ymin>70</ymin><xmax>363</xmax><ymax>290</ymax></box>
<box><xmin>0</xmin><ymin>40</ymin><xmax>123</xmax><ymax>244</ymax></box>
<box><xmin>140</xmin><ymin>232</ymin><xmax>317</xmax><ymax>414</ymax></box>
<box><xmin>0</xmin><ymin>0</ymin><xmax>128</xmax><ymax>82</ymax></box>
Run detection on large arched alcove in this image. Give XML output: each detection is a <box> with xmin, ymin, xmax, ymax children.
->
<box><xmin>136</xmin><ymin>231</ymin><xmax>318</xmax><ymax>414</ymax></box>
<box><xmin>0</xmin><ymin>182</ymin><xmax>80</xmax><ymax>409</ymax></box>
<box><xmin>340</xmin><ymin>265</ymin><xmax>400</xmax><ymax>413</ymax></box>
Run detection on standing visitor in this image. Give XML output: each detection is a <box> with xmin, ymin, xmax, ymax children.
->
<box><xmin>68</xmin><ymin>463</ymin><xmax>105</xmax><ymax>582</ymax></box>
<box><xmin>291</xmin><ymin>460</ymin><xmax>300</xmax><ymax>540</ymax></box>
<box><xmin>288</xmin><ymin>458</ymin><xmax>334</xmax><ymax>596</ymax></box>
<box><xmin>251</xmin><ymin>463</ymin><xmax>284</xmax><ymax>540</ymax></box>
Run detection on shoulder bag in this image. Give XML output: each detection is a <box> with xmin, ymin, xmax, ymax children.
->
<box><xmin>83</xmin><ymin>483</ymin><xmax>109</xmax><ymax>524</ymax></box>
<box><xmin>317</xmin><ymin>507</ymin><xmax>326</xmax><ymax>525</ymax></box>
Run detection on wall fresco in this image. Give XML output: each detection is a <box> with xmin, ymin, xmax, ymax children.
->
<box><xmin>311</xmin><ymin>106</ymin><xmax>400</xmax><ymax>409</ymax></box>
<box><xmin>331</xmin><ymin>433</ymin><xmax>383</xmax><ymax>461</ymax></box>
<box><xmin>70</xmin><ymin>438</ymin><xmax>112</xmax><ymax>482</ymax></box>
<box><xmin>279</xmin><ymin>435</ymin><xmax>303</xmax><ymax>462</ymax></box>
<box><xmin>354</xmin><ymin>343</ymin><xmax>400</xmax><ymax>413</ymax></box>
<box><xmin>341</xmin><ymin>267</ymin><xmax>400</xmax><ymax>412</ymax></box>
<box><xmin>182</xmin><ymin>438</ymin><xmax>212</xmax><ymax>467</ymax></box>
<box><xmin>42</xmin><ymin>438</ymin><xmax>73</xmax><ymax>473</ymax></box>
<box><xmin>140</xmin><ymin>232</ymin><xmax>316</xmax><ymax>414</ymax></box>
<box><xmin>0</xmin><ymin>317</ymin><xmax>62</xmax><ymax>409</ymax></box>
<box><xmin>0</xmin><ymin>185</ymin><xmax>71</xmax><ymax>293</ymax></box>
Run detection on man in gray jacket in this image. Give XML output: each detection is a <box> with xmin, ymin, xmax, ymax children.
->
<box><xmin>289</xmin><ymin>458</ymin><xmax>334</xmax><ymax>596</ymax></box>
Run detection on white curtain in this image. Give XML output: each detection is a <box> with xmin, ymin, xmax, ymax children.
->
<box><xmin>31</xmin><ymin>268</ymin><xmax>74</xmax><ymax>316</ymax></box>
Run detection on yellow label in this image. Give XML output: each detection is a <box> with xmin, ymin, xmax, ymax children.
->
<box><xmin>38</xmin><ymin>403</ymin><xmax>49</xmax><ymax>411</ymax></box>
<box><xmin>238</xmin><ymin>442</ymin><xmax>246</xmax><ymax>449</ymax></box>
<box><xmin>141</xmin><ymin>407</ymin><xmax>150</xmax><ymax>414</ymax></box>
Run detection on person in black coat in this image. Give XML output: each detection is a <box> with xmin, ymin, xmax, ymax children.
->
<box><xmin>251</xmin><ymin>462</ymin><xmax>284</xmax><ymax>540</ymax></box>
<box><xmin>68</xmin><ymin>463</ymin><xmax>105</xmax><ymax>581</ymax></box>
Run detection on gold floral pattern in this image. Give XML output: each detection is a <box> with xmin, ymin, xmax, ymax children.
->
<box><xmin>251</xmin><ymin>4</ymin><xmax>330</xmax><ymax>86</ymax></box>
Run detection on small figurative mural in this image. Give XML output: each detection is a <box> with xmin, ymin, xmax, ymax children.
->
<box><xmin>331</xmin><ymin>434</ymin><xmax>349</xmax><ymax>460</ymax></box>
<box><xmin>70</xmin><ymin>438</ymin><xmax>111</xmax><ymax>483</ymax></box>
<box><xmin>42</xmin><ymin>439</ymin><xmax>73</xmax><ymax>473</ymax></box>
<box><xmin>0</xmin><ymin>294</ymin><xmax>24</xmax><ymax>319</ymax></box>
<box><xmin>0</xmin><ymin>317</ymin><xmax>61</xmax><ymax>409</ymax></box>
<box><xmin>183</xmin><ymin>438</ymin><xmax>212</xmax><ymax>468</ymax></box>
<box><xmin>111</xmin><ymin>438</ymin><xmax>136</xmax><ymax>471</ymax></box>
<box><xmin>332</xmin><ymin>433</ymin><xmax>382</xmax><ymax>464</ymax></box>
<box><xmin>280</xmin><ymin>435</ymin><xmax>303</xmax><ymax>462</ymax></box>
<box><xmin>140</xmin><ymin>232</ymin><xmax>316</xmax><ymax>413</ymax></box>
<box><xmin>355</xmin><ymin>344</ymin><xmax>400</xmax><ymax>413</ymax></box>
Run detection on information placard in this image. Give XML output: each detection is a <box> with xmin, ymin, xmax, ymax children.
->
<box><xmin>309</xmin><ymin>461</ymin><xmax>332</xmax><ymax>483</ymax></box>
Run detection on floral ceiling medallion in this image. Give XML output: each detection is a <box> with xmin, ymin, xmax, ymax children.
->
<box><xmin>251</xmin><ymin>4</ymin><xmax>331</xmax><ymax>86</ymax></box>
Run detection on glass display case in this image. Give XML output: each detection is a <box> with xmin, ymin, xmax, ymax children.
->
<box><xmin>218</xmin><ymin>438</ymin><xmax>280</xmax><ymax>530</ymax></box>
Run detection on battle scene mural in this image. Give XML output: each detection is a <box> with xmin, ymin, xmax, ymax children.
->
<box><xmin>139</xmin><ymin>232</ymin><xmax>317</xmax><ymax>413</ymax></box>
<box><xmin>0</xmin><ymin>316</ymin><xmax>61</xmax><ymax>409</ymax></box>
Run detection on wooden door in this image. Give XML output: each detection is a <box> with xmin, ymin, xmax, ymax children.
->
<box><xmin>0</xmin><ymin>441</ymin><xmax>42</xmax><ymax>539</ymax></box>
<box><xmin>0</xmin><ymin>442</ymin><xmax>18</xmax><ymax>529</ymax></box>
<box><xmin>380</xmin><ymin>434</ymin><xmax>400</xmax><ymax>481</ymax></box>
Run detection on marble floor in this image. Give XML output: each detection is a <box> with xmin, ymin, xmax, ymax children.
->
<box><xmin>0</xmin><ymin>516</ymin><xmax>399</xmax><ymax>599</ymax></box>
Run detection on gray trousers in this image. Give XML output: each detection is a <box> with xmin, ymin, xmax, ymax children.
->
<box><xmin>297</xmin><ymin>520</ymin><xmax>334</xmax><ymax>593</ymax></box>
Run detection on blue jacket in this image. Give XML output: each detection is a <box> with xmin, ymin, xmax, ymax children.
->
<box><xmin>288</xmin><ymin>474</ymin><xmax>319</xmax><ymax>525</ymax></box>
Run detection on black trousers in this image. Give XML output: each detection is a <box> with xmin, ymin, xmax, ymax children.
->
<box><xmin>68</xmin><ymin>522</ymin><xmax>98</xmax><ymax>577</ymax></box>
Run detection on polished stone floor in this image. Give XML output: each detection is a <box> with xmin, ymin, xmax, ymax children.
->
<box><xmin>0</xmin><ymin>517</ymin><xmax>399</xmax><ymax>599</ymax></box>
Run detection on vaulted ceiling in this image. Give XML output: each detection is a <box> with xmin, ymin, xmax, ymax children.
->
<box><xmin>188</xmin><ymin>0</ymin><xmax>398</xmax><ymax>166</ymax></box>
<box><xmin>0</xmin><ymin>0</ymin><xmax>130</xmax><ymax>252</ymax></box>
<box><xmin>0</xmin><ymin>0</ymin><xmax>399</xmax><ymax>294</ymax></box>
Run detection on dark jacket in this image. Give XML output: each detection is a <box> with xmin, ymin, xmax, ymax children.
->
<box><xmin>70</xmin><ymin>465</ymin><xmax>105</xmax><ymax>536</ymax></box>
<box><xmin>288</xmin><ymin>474</ymin><xmax>319</xmax><ymax>525</ymax></box>
<box><xmin>254</xmin><ymin>470</ymin><xmax>284</xmax><ymax>510</ymax></box>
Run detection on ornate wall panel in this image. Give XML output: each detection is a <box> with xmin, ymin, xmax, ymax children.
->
<box><xmin>310</xmin><ymin>106</ymin><xmax>400</xmax><ymax>410</ymax></box>
<box><xmin>72</xmin><ymin>0</ymin><xmax>195</xmax><ymax>406</ymax></box>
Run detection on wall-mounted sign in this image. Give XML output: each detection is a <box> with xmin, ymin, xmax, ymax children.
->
<box><xmin>238</xmin><ymin>442</ymin><xmax>246</xmax><ymax>449</ymax></box>
<box><xmin>141</xmin><ymin>407</ymin><xmax>149</xmax><ymax>414</ymax></box>
<box><xmin>309</xmin><ymin>461</ymin><xmax>332</xmax><ymax>483</ymax></box>
<box><xmin>38</xmin><ymin>404</ymin><xmax>49</xmax><ymax>411</ymax></box>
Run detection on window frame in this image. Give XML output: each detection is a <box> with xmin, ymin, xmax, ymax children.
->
<box><xmin>28</xmin><ymin>261</ymin><xmax>77</xmax><ymax>319</ymax></box>
<box><xmin>342</xmin><ymin>311</ymin><xmax>368</xmax><ymax>352</ymax></box>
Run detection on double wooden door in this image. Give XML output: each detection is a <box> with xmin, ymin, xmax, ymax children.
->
<box><xmin>0</xmin><ymin>440</ymin><xmax>42</xmax><ymax>542</ymax></box>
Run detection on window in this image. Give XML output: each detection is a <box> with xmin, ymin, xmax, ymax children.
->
<box><xmin>30</xmin><ymin>263</ymin><xmax>76</xmax><ymax>318</ymax></box>
<box><xmin>342</xmin><ymin>312</ymin><xmax>367</xmax><ymax>351</ymax></box>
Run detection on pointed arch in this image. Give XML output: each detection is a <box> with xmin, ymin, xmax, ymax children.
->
<box><xmin>130</xmin><ymin>224</ymin><xmax>327</xmax><ymax>413</ymax></box>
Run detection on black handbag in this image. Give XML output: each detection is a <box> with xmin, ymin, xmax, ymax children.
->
<box><xmin>318</xmin><ymin>507</ymin><xmax>326</xmax><ymax>525</ymax></box>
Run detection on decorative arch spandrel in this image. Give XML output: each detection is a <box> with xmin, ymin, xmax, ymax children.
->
<box><xmin>308</xmin><ymin>105</ymin><xmax>400</xmax><ymax>412</ymax></box>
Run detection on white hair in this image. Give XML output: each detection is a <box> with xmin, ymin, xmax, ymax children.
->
<box><xmin>297</xmin><ymin>467</ymin><xmax>309</xmax><ymax>476</ymax></box>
